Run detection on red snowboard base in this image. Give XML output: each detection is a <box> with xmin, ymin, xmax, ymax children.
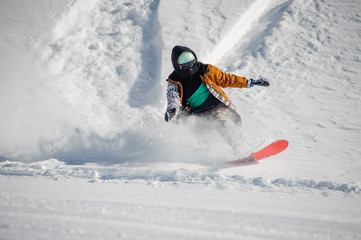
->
<box><xmin>226</xmin><ymin>140</ymin><xmax>289</xmax><ymax>165</ymax></box>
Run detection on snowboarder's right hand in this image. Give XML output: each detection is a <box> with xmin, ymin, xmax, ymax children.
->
<box><xmin>165</xmin><ymin>108</ymin><xmax>176</xmax><ymax>122</ymax></box>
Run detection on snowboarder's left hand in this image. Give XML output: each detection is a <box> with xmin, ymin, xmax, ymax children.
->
<box><xmin>165</xmin><ymin>108</ymin><xmax>176</xmax><ymax>122</ymax></box>
<box><xmin>250</xmin><ymin>78</ymin><xmax>270</xmax><ymax>87</ymax></box>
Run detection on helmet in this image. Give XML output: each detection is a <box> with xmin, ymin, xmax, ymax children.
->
<box><xmin>177</xmin><ymin>51</ymin><xmax>196</xmax><ymax>70</ymax></box>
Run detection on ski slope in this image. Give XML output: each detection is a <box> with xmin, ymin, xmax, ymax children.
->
<box><xmin>0</xmin><ymin>0</ymin><xmax>361</xmax><ymax>239</ymax></box>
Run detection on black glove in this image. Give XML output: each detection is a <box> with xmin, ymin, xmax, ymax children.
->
<box><xmin>165</xmin><ymin>108</ymin><xmax>176</xmax><ymax>122</ymax></box>
<box><xmin>250</xmin><ymin>78</ymin><xmax>270</xmax><ymax>87</ymax></box>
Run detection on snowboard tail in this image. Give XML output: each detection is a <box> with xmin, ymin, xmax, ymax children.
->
<box><xmin>227</xmin><ymin>140</ymin><xmax>289</xmax><ymax>165</ymax></box>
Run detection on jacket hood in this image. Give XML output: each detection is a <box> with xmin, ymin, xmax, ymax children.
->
<box><xmin>171</xmin><ymin>45</ymin><xmax>198</xmax><ymax>70</ymax></box>
<box><xmin>171</xmin><ymin>45</ymin><xmax>199</xmax><ymax>80</ymax></box>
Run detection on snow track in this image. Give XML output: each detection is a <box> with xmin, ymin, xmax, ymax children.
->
<box><xmin>1</xmin><ymin>175</ymin><xmax>359</xmax><ymax>240</ymax></box>
<box><xmin>206</xmin><ymin>0</ymin><xmax>270</xmax><ymax>64</ymax></box>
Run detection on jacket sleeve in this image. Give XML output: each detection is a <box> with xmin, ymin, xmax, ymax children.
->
<box><xmin>166</xmin><ymin>81</ymin><xmax>181</xmax><ymax>112</ymax></box>
<box><xmin>207</xmin><ymin>64</ymin><xmax>248</xmax><ymax>88</ymax></box>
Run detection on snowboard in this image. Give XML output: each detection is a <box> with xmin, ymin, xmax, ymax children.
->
<box><xmin>226</xmin><ymin>140</ymin><xmax>289</xmax><ymax>165</ymax></box>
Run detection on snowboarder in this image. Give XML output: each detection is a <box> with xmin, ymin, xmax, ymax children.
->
<box><xmin>164</xmin><ymin>45</ymin><xmax>269</xmax><ymax>156</ymax></box>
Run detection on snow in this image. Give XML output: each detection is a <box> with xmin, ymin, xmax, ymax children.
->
<box><xmin>1</xmin><ymin>175</ymin><xmax>359</xmax><ymax>240</ymax></box>
<box><xmin>0</xmin><ymin>0</ymin><xmax>361</xmax><ymax>239</ymax></box>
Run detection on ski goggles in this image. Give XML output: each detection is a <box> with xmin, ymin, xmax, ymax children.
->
<box><xmin>179</xmin><ymin>58</ymin><xmax>197</xmax><ymax>70</ymax></box>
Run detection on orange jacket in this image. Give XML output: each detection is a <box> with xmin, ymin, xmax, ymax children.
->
<box><xmin>166</xmin><ymin>64</ymin><xmax>248</xmax><ymax>111</ymax></box>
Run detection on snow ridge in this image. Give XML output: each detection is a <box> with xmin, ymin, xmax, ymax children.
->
<box><xmin>0</xmin><ymin>159</ymin><xmax>359</xmax><ymax>194</ymax></box>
